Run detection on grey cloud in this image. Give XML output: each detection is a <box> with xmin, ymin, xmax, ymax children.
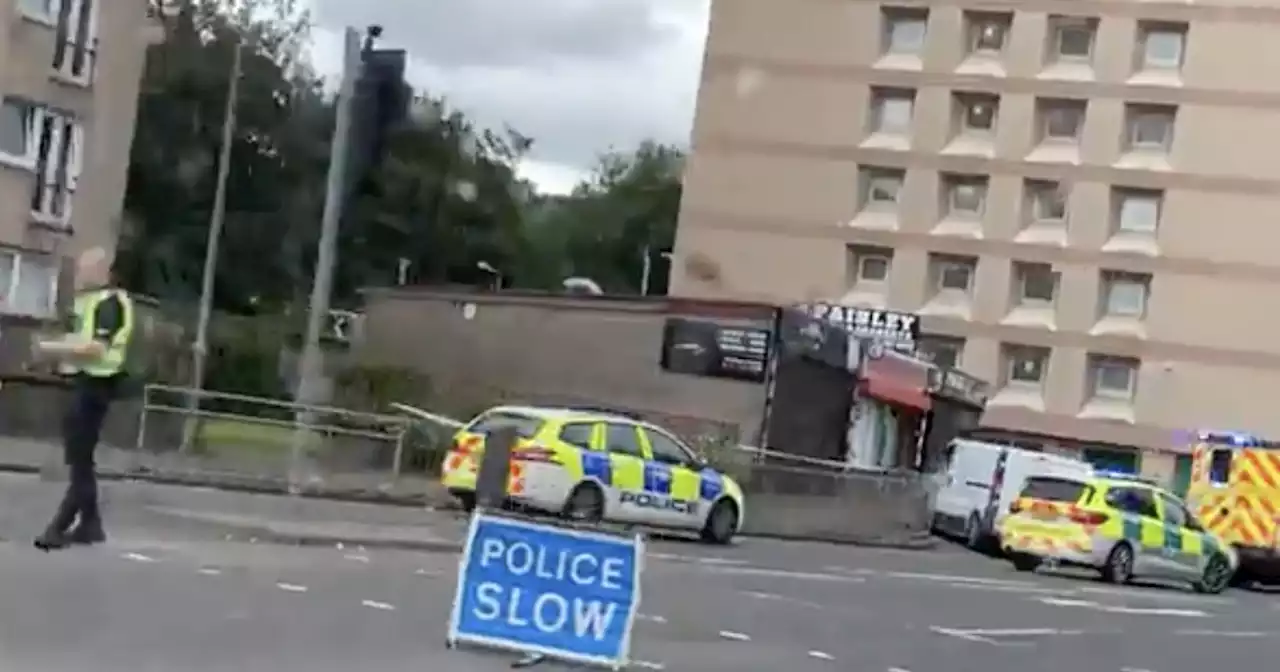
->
<box><xmin>311</xmin><ymin>0</ymin><xmax>681</xmax><ymax>68</ymax></box>
<box><xmin>308</xmin><ymin>0</ymin><xmax>708</xmax><ymax>180</ymax></box>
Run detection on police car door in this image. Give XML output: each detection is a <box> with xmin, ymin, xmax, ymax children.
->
<box><xmin>640</xmin><ymin>427</ymin><xmax>704</xmax><ymax>529</ymax></box>
<box><xmin>1156</xmin><ymin>492</ymin><xmax>1203</xmax><ymax>582</ymax></box>
<box><xmin>1106</xmin><ymin>486</ymin><xmax>1170</xmax><ymax>577</ymax></box>
<box><xmin>602</xmin><ymin>423</ymin><xmax>649</xmax><ymax>523</ymax></box>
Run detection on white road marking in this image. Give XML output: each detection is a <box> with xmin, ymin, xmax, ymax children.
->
<box><xmin>741</xmin><ymin>590</ymin><xmax>825</xmax><ymax>609</ymax></box>
<box><xmin>718</xmin><ymin>630</ymin><xmax>751</xmax><ymax>641</ymax></box>
<box><xmin>807</xmin><ymin>650</ymin><xmax>835</xmax><ymax>660</ymax></box>
<box><xmin>361</xmin><ymin>599</ymin><xmax>396</xmax><ymax>611</ymax></box>
<box><xmin>1038</xmin><ymin>598</ymin><xmax>1208</xmax><ymax>618</ymax></box>
<box><xmin>929</xmin><ymin>626</ymin><xmax>999</xmax><ymax>645</ymax></box>
<box><xmin>1121</xmin><ymin>668</ymin><xmax>1156</xmax><ymax>672</ymax></box>
<box><xmin>414</xmin><ymin>568</ymin><xmax>441</xmax><ymax>577</ymax></box>
<box><xmin>1104</xmin><ymin>606</ymin><xmax>1208</xmax><ymax>617</ymax></box>
<box><xmin>634</xmin><ymin>661</ymin><xmax>666</xmax><ymax>670</ymax></box>
<box><xmin>197</xmin><ymin>567</ymin><xmax>222</xmax><ymax>576</ymax></box>
<box><xmin>888</xmin><ymin>668</ymin><xmax>912</xmax><ymax>672</ymax></box>
<box><xmin>344</xmin><ymin>554</ymin><xmax>371</xmax><ymax>563</ymax></box>
<box><xmin>715</xmin><ymin>566</ymin><xmax>867</xmax><ymax>583</ymax></box>
<box><xmin>637</xmin><ymin>613</ymin><xmax>668</xmax><ymax>624</ymax></box>
<box><xmin>121</xmin><ymin>552</ymin><xmax>157</xmax><ymax>563</ymax></box>
<box><xmin>697</xmin><ymin>557</ymin><xmax>748</xmax><ymax>566</ymax></box>
<box><xmin>889</xmin><ymin>571</ymin><xmax>1033</xmax><ymax>587</ymax></box>
<box><xmin>1039</xmin><ymin>597</ymin><xmax>1098</xmax><ymax>607</ymax></box>
<box><xmin>1176</xmin><ymin>629</ymin><xmax>1269</xmax><ymax>638</ymax></box>
<box><xmin>276</xmin><ymin>583</ymin><xmax>308</xmax><ymax>592</ymax></box>
<box><xmin>945</xmin><ymin>582</ymin><xmax>1069</xmax><ymax>595</ymax></box>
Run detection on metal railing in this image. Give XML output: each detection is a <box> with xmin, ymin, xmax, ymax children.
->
<box><xmin>137</xmin><ymin>384</ymin><xmax>413</xmax><ymax>483</ymax></box>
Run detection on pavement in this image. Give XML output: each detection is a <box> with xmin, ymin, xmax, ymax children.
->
<box><xmin>2</xmin><ymin>472</ymin><xmax>1279</xmax><ymax>670</ymax></box>
<box><xmin>0</xmin><ymin>436</ymin><xmax>450</xmax><ymax>505</ymax></box>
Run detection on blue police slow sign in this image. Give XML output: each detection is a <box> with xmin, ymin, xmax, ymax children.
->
<box><xmin>447</xmin><ymin>512</ymin><xmax>644</xmax><ymax>668</ymax></box>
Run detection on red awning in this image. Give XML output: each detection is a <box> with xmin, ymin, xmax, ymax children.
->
<box><xmin>862</xmin><ymin>373</ymin><xmax>931</xmax><ymax>411</ymax></box>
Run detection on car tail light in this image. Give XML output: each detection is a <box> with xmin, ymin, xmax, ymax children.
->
<box><xmin>513</xmin><ymin>446</ymin><xmax>560</xmax><ymax>464</ymax></box>
<box><xmin>1068</xmin><ymin>509</ymin><xmax>1108</xmax><ymax>526</ymax></box>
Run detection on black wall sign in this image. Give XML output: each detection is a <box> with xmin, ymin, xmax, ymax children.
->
<box><xmin>928</xmin><ymin>366</ymin><xmax>990</xmax><ymax>408</ymax></box>
<box><xmin>800</xmin><ymin>304</ymin><xmax>919</xmax><ymax>353</ymax></box>
<box><xmin>777</xmin><ymin>308</ymin><xmax>851</xmax><ymax>371</ymax></box>
<box><xmin>660</xmin><ymin>318</ymin><xmax>771</xmax><ymax>383</ymax></box>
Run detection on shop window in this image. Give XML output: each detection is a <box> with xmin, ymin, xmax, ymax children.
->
<box><xmin>1208</xmin><ymin>450</ymin><xmax>1231</xmax><ymax>484</ymax></box>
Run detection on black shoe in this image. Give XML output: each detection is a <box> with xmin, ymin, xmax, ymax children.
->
<box><xmin>68</xmin><ymin>524</ymin><xmax>106</xmax><ymax>545</ymax></box>
<box><xmin>33</xmin><ymin>530</ymin><xmax>71</xmax><ymax>552</ymax></box>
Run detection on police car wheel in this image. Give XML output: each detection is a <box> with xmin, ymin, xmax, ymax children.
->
<box><xmin>701</xmin><ymin>500</ymin><xmax>738</xmax><ymax>545</ymax></box>
<box><xmin>1102</xmin><ymin>542</ymin><xmax>1135</xmax><ymax>584</ymax></box>
<box><xmin>1195</xmin><ymin>554</ymin><xmax>1232</xmax><ymax>594</ymax></box>
<box><xmin>563</xmin><ymin>483</ymin><xmax>605</xmax><ymax>523</ymax></box>
<box><xmin>1009</xmin><ymin>552</ymin><xmax>1040</xmax><ymax>572</ymax></box>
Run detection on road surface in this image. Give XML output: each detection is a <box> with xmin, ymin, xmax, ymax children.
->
<box><xmin>0</xmin><ymin>473</ymin><xmax>1276</xmax><ymax>670</ymax></box>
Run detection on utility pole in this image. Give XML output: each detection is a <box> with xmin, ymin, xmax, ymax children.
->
<box><xmin>288</xmin><ymin>27</ymin><xmax>361</xmax><ymax>492</ymax></box>
<box><xmin>181</xmin><ymin>41</ymin><xmax>242</xmax><ymax>454</ymax></box>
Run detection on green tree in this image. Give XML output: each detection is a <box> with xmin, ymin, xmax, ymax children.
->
<box><xmin>517</xmin><ymin>141</ymin><xmax>685</xmax><ymax>294</ymax></box>
<box><xmin>117</xmin><ymin>0</ymin><xmax>329</xmax><ymax>312</ymax></box>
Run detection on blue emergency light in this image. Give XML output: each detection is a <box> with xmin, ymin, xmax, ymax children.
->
<box><xmin>1197</xmin><ymin>430</ymin><xmax>1262</xmax><ymax>447</ymax></box>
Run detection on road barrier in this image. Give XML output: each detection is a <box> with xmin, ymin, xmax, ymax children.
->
<box><xmin>136</xmin><ymin>385</ymin><xmax>413</xmax><ymax>485</ymax></box>
<box><xmin>391</xmin><ymin>402</ymin><xmax>932</xmax><ymax>545</ymax></box>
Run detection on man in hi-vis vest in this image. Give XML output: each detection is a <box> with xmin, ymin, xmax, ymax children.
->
<box><xmin>33</xmin><ymin>247</ymin><xmax>135</xmax><ymax>551</ymax></box>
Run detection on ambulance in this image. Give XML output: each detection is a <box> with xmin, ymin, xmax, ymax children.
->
<box><xmin>1184</xmin><ymin>430</ymin><xmax>1280</xmax><ymax>585</ymax></box>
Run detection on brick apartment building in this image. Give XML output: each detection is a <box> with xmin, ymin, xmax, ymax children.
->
<box><xmin>672</xmin><ymin>0</ymin><xmax>1280</xmax><ymax>487</ymax></box>
<box><xmin>0</xmin><ymin>0</ymin><xmax>159</xmax><ymax>319</ymax></box>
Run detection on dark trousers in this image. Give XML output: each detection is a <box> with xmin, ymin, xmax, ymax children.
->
<box><xmin>48</xmin><ymin>375</ymin><xmax>117</xmax><ymax>533</ymax></box>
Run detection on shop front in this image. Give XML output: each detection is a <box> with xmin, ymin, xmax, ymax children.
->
<box><xmin>847</xmin><ymin>347</ymin><xmax>932</xmax><ymax>471</ymax></box>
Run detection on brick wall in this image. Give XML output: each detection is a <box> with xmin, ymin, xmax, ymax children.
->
<box><xmin>357</xmin><ymin>289</ymin><xmax>773</xmax><ymax>444</ymax></box>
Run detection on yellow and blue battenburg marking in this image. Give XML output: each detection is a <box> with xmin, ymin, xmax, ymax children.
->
<box><xmin>578</xmin><ymin>451</ymin><xmax>726</xmax><ymax>501</ymax></box>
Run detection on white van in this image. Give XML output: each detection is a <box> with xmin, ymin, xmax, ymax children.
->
<box><xmin>931</xmin><ymin>438</ymin><xmax>1093</xmax><ymax>552</ymax></box>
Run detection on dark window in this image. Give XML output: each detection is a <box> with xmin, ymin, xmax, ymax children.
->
<box><xmin>644</xmin><ymin>429</ymin><xmax>696</xmax><ymax>467</ymax></box>
<box><xmin>1158</xmin><ymin>493</ymin><xmax>1188</xmax><ymax>527</ymax></box>
<box><xmin>1021</xmin><ymin>477</ymin><xmax>1090</xmax><ymax>503</ymax></box>
<box><xmin>466</xmin><ymin>412</ymin><xmax>542</xmax><ymax>439</ymax></box>
<box><xmin>605</xmin><ymin>424</ymin><xmax>645</xmax><ymax>458</ymax></box>
<box><xmin>558</xmin><ymin>423</ymin><xmax>594</xmax><ymax>450</ymax></box>
<box><xmin>1208</xmin><ymin>450</ymin><xmax>1232</xmax><ymax>483</ymax></box>
<box><xmin>1105</xmin><ymin>486</ymin><xmax>1159</xmax><ymax>518</ymax></box>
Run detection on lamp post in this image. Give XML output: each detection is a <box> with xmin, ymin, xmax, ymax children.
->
<box><xmin>180</xmin><ymin>6</ymin><xmax>242</xmax><ymax>454</ymax></box>
<box><xmin>639</xmin><ymin>248</ymin><xmax>673</xmax><ymax>296</ymax></box>
<box><xmin>477</xmin><ymin>260</ymin><xmax>502</xmax><ymax>290</ymax></box>
<box><xmin>287</xmin><ymin>26</ymin><xmax>363</xmax><ymax>493</ymax></box>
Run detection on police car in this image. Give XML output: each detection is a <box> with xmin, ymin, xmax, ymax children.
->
<box><xmin>999</xmin><ymin>471</ymin><xmax>1237</xmax><ymax>593</ymax></box>
<box><xmin>440</xmin><ymin>405</ymin><xmax>747</xmax><ymax>544</ymax></box>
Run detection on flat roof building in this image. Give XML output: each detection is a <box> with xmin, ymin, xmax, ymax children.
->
<box><xmin>673</xmin><ymin>0</ymin><xmax>1280</xmax><ymax>475</ymax></box>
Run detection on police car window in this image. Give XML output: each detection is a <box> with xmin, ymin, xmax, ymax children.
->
<box><xmin>644</xmin><ymin>429</ymin><xmax>695</xmax><ymax>467</ymax></box>
<box><xmin>1021</xmin><ymin>477</ymin><xmax>1089</xmax><ymax>503</ymax></box>
<box><xmin>558</xmin><ymin>423</ymin><xmax>594</xmax><ymax>450</ymax></box>
<box><xmin>605</xmin><ymin>424</ymin><xmax>645</xmax><ymax>458</ymax></box>
<box><xmin>1208</xmin><ymin>450</ymin><xmax>1232</xmax><ymax>483</ymax></box>
<box><xmin>1159</xmin><ymin>493</ymin><xmax>1188</xmax><ymax>527</ymax></box>
<box><xmin>466</xmin><ymin>412</ymin><xmax>542</xmax><ymax>439</ymax></box>
<box><xmin>1105</xmin><ymin>487</ymin><xmax>1158</xmax><ymax>518</ymax></box>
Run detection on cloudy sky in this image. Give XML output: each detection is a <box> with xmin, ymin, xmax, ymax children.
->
<box><xmin>306</xmin><ymin>0</ymin><xmax>711</xmax><ymax>194</ymax></box>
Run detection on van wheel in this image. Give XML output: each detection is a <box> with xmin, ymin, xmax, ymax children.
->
<box><xmin>1101</xmin><ymin>542</ymin><xmax>1135</xmax><ymax>584</ymax></box>
<box><xmin>562</xmin><ymin>483</ymin><xmax>605</xmax><ymax>523</ymax></box>
<box><xmin>1195</xmin><ymin>553</ymin><xmax>1233</xmax><ymax>594</ymax></box>
<box><xmin>701</xmin><ymin>500</ymin><xmax>739</xmax><ymax>545</ymax></box>
<box><xmin>964</xmin><ymin>513</ymin><xmax>986</xmax><ymax>552</ymax></box>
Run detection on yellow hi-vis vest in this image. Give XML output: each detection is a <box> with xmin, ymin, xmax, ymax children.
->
<box><xmin>62</xmin><ymin>288</ymin><xmax>135</xmax><ymax>377</ymax></box>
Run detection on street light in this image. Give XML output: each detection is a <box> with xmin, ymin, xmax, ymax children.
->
<box><xmin>180</xmin><ymin>10</ymin><xmax>243</xmax><ymax>454</ymax></box>
<box><xmin>639</xmin><ymin>247</ymin><xmax>673</xmax><ymax>296</ymax></box>
<box><xmin>477</xmin><ymin>260</ymin><xmax>502</xmax><ymax>290</ymax></box>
